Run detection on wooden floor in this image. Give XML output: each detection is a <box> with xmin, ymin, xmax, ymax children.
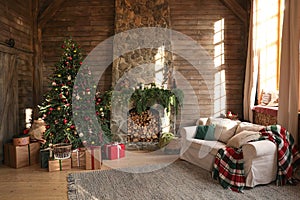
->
<box><xmin>0</xmin><ymin>149</ymin><xmax>179</xmax><ymax>200</ymax></box>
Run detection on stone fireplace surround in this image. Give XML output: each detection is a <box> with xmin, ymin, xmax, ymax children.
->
<box><xmin>111</xmin><ymin>0</ymin><xmax>174</xmax><ymax>149</ymax></box>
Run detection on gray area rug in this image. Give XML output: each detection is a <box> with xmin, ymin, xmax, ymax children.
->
<box><xmin>68</xmin><ymin>160</ymin><xmax>300</xmax><ymax>200</ymax></box>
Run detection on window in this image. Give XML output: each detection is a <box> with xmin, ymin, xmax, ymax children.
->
<box><xmin>252</xmin><ymin>0</ymin><xmax>284</xmax><ymax>102</ymax></box>
<box><xmin>214</xmin><ymin>18</ymin><xmax>226</xmax><ymax>117</ymax></box>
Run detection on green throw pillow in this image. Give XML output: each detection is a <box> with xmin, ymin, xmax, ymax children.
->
<box><xmin>194</xmin><ymin>125</ymin><xmax>216</xmax><ymax>140</ymax></box>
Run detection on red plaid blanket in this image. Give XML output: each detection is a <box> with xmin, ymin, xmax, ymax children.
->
<box><xmin>213</xmin><ymin>124</ymin><xmax>300</xmax><ymax>192</ymax></box>
<box><xmin>260</xmin><ymin>125</ymin><xmax>300</xmax><ymax>185</ymax></box>
<box><xmin>212</xmin><ymin>147</ymin><xmax>245</xmax><ymax>192</ymax></box>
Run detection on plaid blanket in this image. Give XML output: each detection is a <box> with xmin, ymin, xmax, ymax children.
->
<box><xmin>212</xmin><ymin>147</ymin><xmax>245</xmax><ymax>192</ymax></box>
<box><xmin>213</xmin><ymin>124</ymin><xmax>300</xmax><ymax>192</ymax></box>
<box><xmin>259</xmin><ymin>125</ymin><xmax>300</xmax><ymax>185</ymax></box>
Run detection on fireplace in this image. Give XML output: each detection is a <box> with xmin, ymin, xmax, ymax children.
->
<box><xmin>127</xmin><ymin>108</ymin><xmax>161</xmax><ymax>144</ymax></box>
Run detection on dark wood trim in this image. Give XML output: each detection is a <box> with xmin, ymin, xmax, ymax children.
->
<box><xmin>220</xmin><ymin>0</ymin><xmax>248</xmax><ymax>24</ymax></box>
<box><xmin>32</xmin><ymin>0</ymin><xmax>43</xmax><ymax>118</ymax></box>
<box><xmin>38</xmin><ymin>0</ymin><xmax>64</xmax><ymax>27</ymax></box>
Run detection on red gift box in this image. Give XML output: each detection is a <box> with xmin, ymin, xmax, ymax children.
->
<box><xmin>104</xmin><ymin>143</ymin><xmax>125</xmax><ymax>160</ymax></box>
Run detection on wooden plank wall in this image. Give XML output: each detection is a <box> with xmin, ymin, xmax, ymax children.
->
<box><xmin>0</xmin><ymin>0</ymin><xmax>34</xmax><ymax>161</ymax></box>
<box><xmin>41</xmin><ymin>0</ymin><xmax>115</xmax><ymax>95</ymax></box>
<box><xmin>170</xmin><ymin>0</ymin><xmax>247</xmax><ymax>126</ymax></box>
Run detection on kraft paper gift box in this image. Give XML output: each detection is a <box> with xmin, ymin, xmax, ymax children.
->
<box><xmin>85</xmin><ymin>146</ymin><xmax>101</xmax><ymax>170</ymax></box>
<box><xmin>48</xmin><ymin>158</ymin><xmax>71</xmax><ymax>172</ymax></box>
<box><xmin>104</xmin><ymin>143</ymin><xmax>125</xmax><ymax>160</ymax></box>
<box><xmin>4</xmin><ymin>142</ymin><xmax>40</xmax><ymax>168</ymax></box>
<box><xmin>71</xmin><ymin>148</ymin><xmax>86</xmax><ymax>168</ymax></box>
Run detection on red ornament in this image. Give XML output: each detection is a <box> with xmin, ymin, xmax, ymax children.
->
<box><xmin>23</xmin><ymin>129</ymin><xmax>30</xmax><ymax>135</ymax></box>
<box><xmin>70</xmin><ymin>125</ymin><xmax>75</xmax><ymax>129</ymax></box>
<box><xmin>49</xmin><ymin>107</ymin><xmax>53</xmax><ymax>111</ymax></box>
<box><xmin>69</xmin><ymin>57</ymin><xmax>73</xmax><ymax>60</ymax></box>
<box><xmin>46</xmin><ymin>125</ymin><xmax>50</xmax><ymax>129</ymax></box>
<box><xmin>63</xmin><ymin>119</ymin><xmax>68</xmax><ymax>124</ymax></box>
<box><xmin>79</xmin><ymin>62</ymin><xmax>82</xmax><ymax>65</ymax></box>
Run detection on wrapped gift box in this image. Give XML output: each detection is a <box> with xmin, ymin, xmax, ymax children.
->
<box><xmin>40</xmin><ymin>149</ymin><xmax>50</xmax><ymax>168</ymax></box>
<box><xmin>48</xmin><ymin>158</ymin><xmax>71</xmax><ymax>172</ymax></box>
<box><xmin>104</xmin><ymin>143</ymin><xmax>125</xmax><ymax>160</ymax></box>
<box><xmin>4</xmin><ymin>142</ymin><xmax>40</xmax><ymax>168</ymax></box>
<box><xmin>85</xmin><ymin>146</ymin><xmax>101</xmax><ymax>170</ymax></box>
<box><xmin>71</xmin><ymin>148</ymin><xmax>86</xmax><ymax>168</ymax></box>
<box><xmin>13</xmin><ymin>135</ymin><xmax>30</xmax><ymax>146</ymax></box>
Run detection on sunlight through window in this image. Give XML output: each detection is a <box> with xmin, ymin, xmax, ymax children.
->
<box><xmin>253</xmin><ymin>0</ymin><xmax>284</xmax><ymax>94</ymax></box>
<box><xmin>213</xmin><ymin>18</ymin><xmax>226</xmax><ymax>117</ymax></box>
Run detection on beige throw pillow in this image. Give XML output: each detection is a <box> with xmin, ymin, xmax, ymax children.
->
<box><xmin>236</xmin><ymin>122</ymin><xmax>265</xmax><ymax>134</ymax></box>
<box><xmin>206</xmin><ymin>118</ymin><xmax>239</xmax><ymax>143</ymax></box>
<box><xmin>227</xmin><ymin>130</ymin><xmax>261</xmax><ymax>148</ymax></box>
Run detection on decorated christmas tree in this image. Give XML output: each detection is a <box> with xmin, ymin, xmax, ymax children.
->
<box><xmin>38</xmin><ymin>38</ymin><xmax>113</xmax><ymax>151</ymax></box>
<box><xmin>38</xmin><ymin>38</ymin><xmax>83</xmax><ymax>149</ymax></box>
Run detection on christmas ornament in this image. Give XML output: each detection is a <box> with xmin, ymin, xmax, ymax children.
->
<box><xmin>63</xmin><ymin>119</ymin><xmax>68</xmax><ymax>124</ymax></box>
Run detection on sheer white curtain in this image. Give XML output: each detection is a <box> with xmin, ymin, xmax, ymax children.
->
<box><xmin>278</xmin><ymin>0</ymin><xmax>300</xmax><ymax>145</ymax></box>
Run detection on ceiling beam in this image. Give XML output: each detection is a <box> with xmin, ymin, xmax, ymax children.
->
<box><xmin>221</xmin><ymin>0</ymin><xmax>248</xmax><ymax>24</ymax></box>
<box><xmin>38</xmin><ymin>0</ymin><xmax>65</xmax><ymax>27</ymax></box>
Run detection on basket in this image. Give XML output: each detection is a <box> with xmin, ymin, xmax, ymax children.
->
<box><xmin>52</xmin><ymin>143</ymin><xmax>72</xmax><ymax>160</ymax></box>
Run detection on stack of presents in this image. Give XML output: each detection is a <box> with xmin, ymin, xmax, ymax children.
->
<box><xmin>4</xmin><ymin>136</ymin><xmax>126</xmax><ymax>172</ymax></box>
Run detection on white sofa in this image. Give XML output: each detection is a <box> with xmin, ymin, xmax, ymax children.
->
<box><xmin>180</xmin><ymin>118</ymin><xmax>278</xmax><ymax>187</ymax></box>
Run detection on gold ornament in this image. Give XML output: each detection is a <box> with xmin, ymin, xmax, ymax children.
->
<box><xmin>57</xmin><ymin>107</ymin><xmax>61</xmax><ymax>111</ymax></box>
<box><xmin>57</xmin><ymin>74</ymin><xmax>61</xmax><ymax>77</ymax></box>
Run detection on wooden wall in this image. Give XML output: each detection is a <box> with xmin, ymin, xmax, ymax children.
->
<box><xmin>41</xmin><ymin>0</ymin><xmax>115</xmax><ymax>95</ymax></box>
<box><xmin>170</xmin><ymin>0</ymin><xmax>247</xmax><ymax>126</ymax></box>
<box><xmin>0</xmin><ymin>0</ymin><xmax>34</xmax><ymax>161</ymax></box>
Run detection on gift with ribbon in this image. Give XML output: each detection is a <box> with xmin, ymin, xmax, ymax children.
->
<box><xmin>71</xmin><ymin>148</ymin><xmax>86</xmax><ymax>168</ymax></box>
<box><xmin>85</xmin><ymin>146</ymin><xmax>101</xmax><ymax>170</ymax></box>
<box><xmin>48</xmin><ymin>158</ymin><xmax>71</xmax><ymax>172</ymax></box>
<box><xmin>104</xmin><ymin>143</ymin><xmax>125</xmax><ymax>160</ymax></box>
<box><xmin>4</xmin><ymin>142</ymin><xmax>40</xmax><ymax>168</ymax></box>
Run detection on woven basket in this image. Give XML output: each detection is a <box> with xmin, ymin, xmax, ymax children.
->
<box><xmin>53</xmin><ymin>143</ymin><xmax>72</xmax><ymax>160</ymax></box>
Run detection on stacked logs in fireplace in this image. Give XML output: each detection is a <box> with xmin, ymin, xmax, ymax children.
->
<box><xmin>127</xmin><ymin>108</ymin><xmax>161</xmax><ymax>143</ymax></box>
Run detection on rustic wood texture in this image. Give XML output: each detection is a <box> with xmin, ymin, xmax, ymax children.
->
<box><xmin>41</xmin><ymin>0</ymin><xmax>115</xmax><ymax>94</ymax></box>
<box><xmin>0</xmin><ymin>0</ymin><xmax>35</xmax><ymax>162</ymax></box>
<box><xmin>170</xmin><ymin>0</ymin><xmax>247</xmax><ymax>127</ymax></box>
<box><xmin>221</xmin><ymin>0</ymin><xmax>248</xmax><ymax>23</ymax></box>
<box><xmin>0</xmin><ymin>52</ymin><xmax>19</xmax><ymax>162</ymax></box>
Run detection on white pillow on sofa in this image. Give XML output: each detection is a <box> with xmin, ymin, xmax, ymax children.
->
<box><xmin>236</xmin><ymin>122</ymin><xmax>265</xmax><ymax>134</ymax></box>
<box><xmin>206</xmin><ymin>118</ymin><xmax>239</xmax><ymax>143</ymax></box>
<box><xmin>227</xmin><ymin>130</ymin><xmax>261</xmax><ymax>148</ymax></box>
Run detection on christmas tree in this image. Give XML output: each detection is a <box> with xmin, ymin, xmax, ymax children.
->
<box><xmin>39</xmin><ymin>38</ymin><xmax>112</xmax><ymax>149</ymax></box>
<box><xmin>39</xmin><ymin>38</ymin><xmax>83</xmax><ymax>149</ymax></box>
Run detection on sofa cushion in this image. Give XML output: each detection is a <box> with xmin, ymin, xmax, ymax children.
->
<box><xmin>194</xmin><ymin>125</ymin><xmax>216</xmax><ymax>141</ymax></box>
<box><xmin>189</xmin><ymin>139</ymin><xmax>226</xmax><ymax>155</ymax></box>
<box><xmin>236</xmin><ymin>122</ymin><xmax>265</xmax><ymax>134</ymax></box>
<box><xmin>227</xmin><ymin>130</ymin><xmax>261</xmax><ymax>148</ymax></box>
<box><xmin>206</xmin><ymin>118</ymin><xmax>239</xmax><ymax>143</ymax></box>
